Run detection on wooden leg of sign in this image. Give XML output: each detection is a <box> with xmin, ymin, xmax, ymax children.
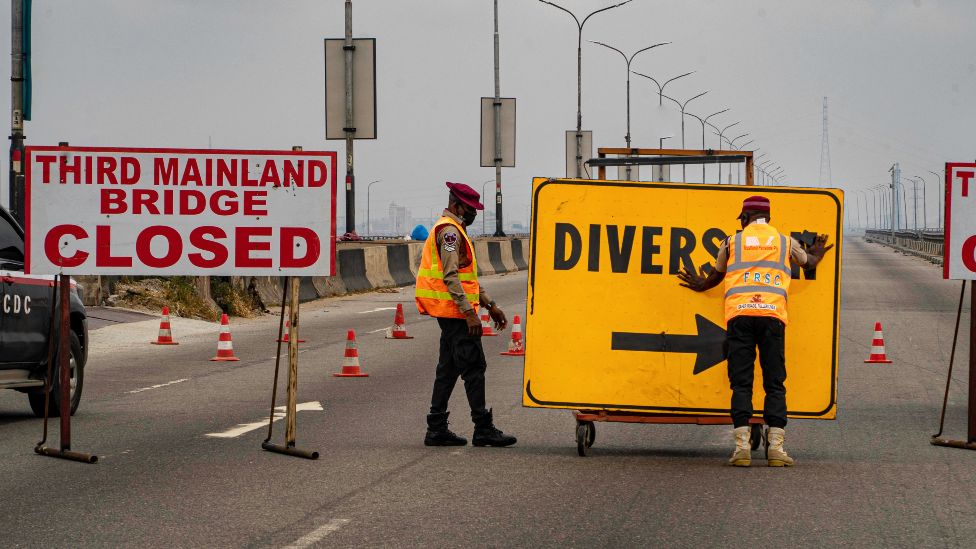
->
<box><xmin>285</xmin><ymin>276</ymin><xmax>299</xmax><ymax>447</ymax></box>
<box><xmin>262</xmin><ymin>276</ymin><xmax>318</xmax><ymax>460</ymax></box>
<box><xmin>35</xmin><ymin>274</ymin><xmax>97</xmax><ymax>464</ymax></box>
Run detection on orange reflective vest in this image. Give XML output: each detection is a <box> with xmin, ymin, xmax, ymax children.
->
<box><xmin>415</xmin><ymin>216</ymin><xmax>480</xmax><ymax>319</ymax></box>
<box><xmin>724</xmin><ymin>222</ymin><xmax>792</xmax><ymax>325</ymax></box>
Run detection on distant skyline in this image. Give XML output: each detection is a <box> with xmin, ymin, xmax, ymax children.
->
<box><xmin>2</xmin><ymin>0</ymin><xmax>973</xmax><ymax>231</ymax></box>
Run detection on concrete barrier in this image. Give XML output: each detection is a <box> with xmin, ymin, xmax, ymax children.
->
<box><xmin>76</xmin><ymin>237</ymin><xmax>531</xmax><ymax>309</ymax></box>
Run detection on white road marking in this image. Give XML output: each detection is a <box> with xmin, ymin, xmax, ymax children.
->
<box><xmin>366</xmin><ymin>327</ymin><xmax>389</xmax><ymax>334</ymax></box>
<box><xmin>127</xmin><ymin>378</ymin><xmax>189</xmax><ymax>394</ymax></box>
<box><xmin>284</xmin><ymin>518</ymin><xmax>351</xmax><ymax>548</ymax></box>
<box><xmin>358</xmin><ymin>307</ymin><xmax>397</xmax><ymax>314</ymax></box>
<box><xmin>205</xmin><ymin>401</ymin><xmax>324</xmax><ymax>438</ymax></box>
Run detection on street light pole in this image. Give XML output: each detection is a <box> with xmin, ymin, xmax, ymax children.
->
<box><xmin>366</xmin><ymin>179</ymin><xmax>381</xmax><ymax>236</ymax></box>
<box><xmin>734</xmin><ymin>140</ymin><xmax>754</xmax><ymax>184</ymax></box>
<box><xmin>728</xmin><ymin>133</ymin><xmax>750</xmax><ymax>184</ymax></box>
<box><xmin>539</xmin><ymin>0</ymin><xmax>633</xmax><ymax>179</ymax></box>
<box><xmin>708</xmin><ymin>120</ymin><xmax>740</xmax><ymax>184</ymax></box>
<box><xmin>686</xmin><ymin>108</ymin><xmax>729</xmax><ymax>182</ymax></box>
<box><xmin>661</xmin><ymin>92</ymin><xmax>708</xmax><ymax>182</ymax></box>
<box><xmin>590</xmin><ymin>39</ymin><xmax>669</xmax><ymax>181</ymax></box>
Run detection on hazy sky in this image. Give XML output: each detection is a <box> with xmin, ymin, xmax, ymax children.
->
<box><xmin>1</xmin><ymin>0</ymin><xmax>973</xmax><ymax>231</ymax></box>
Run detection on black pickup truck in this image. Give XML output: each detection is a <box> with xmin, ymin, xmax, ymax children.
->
<box><xmin>0</xmin><ymin>205</ymin><xmax>87</xmax><ymax>417</ymax></box>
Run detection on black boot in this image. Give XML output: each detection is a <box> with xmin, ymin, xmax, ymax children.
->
<box><xmin>425</xmin><ymin>412</ymin><xmax>467</xmax><ymax>446</ymax></box>
<box><xmin>471</xmin><ymin>408</ymin><xmax>517</xmax><ymax>448</ymax></box>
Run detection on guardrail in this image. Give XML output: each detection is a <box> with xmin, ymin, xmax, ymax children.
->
<box><xmin>864</xmin><ymin>228</ymin><xmax>944</xmax><ymax>263</ymax></box>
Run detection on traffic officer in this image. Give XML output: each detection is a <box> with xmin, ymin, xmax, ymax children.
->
<box><xmin>415</xmin><ymin>182</ymin><xmax>517</xmax><ymax>448</ymax></box>
<box><xmin>677</xmin><ymin>195</ymin><xmax>832</xmax><ymax>467</ymax></box>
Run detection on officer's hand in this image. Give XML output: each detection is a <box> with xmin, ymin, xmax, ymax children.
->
<box><xmin>489</xmin><ymin>305</ymin><xmax>508</xmax><ymax>331</ymax></box>
<box><xmin>464</xmin><ymin>309</ymin><xmax>483</xmax><ymax>337</ymax></box>
<box><xmin>809</xmin><ymin>234</ymin><xmax>834</xmax><ymax>257</ymax></box>
<box><xmin>677</xmin><ymin>266</ymin><xmax>707</xmax><ymax>292</ymax></box>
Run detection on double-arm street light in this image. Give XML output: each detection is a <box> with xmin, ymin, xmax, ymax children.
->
<box><xmin>366</xmin><ymin>179</ymin><xmax>382</xmax><ymax>236</ymax></box>
<box><xmin>539</xmin><ymin>0</ymin><xmax>633</xmax><ymax>178</ymax></box>
<box><xmin>686</xmin><ymin>108</ymin><xmax>729</xmax><ymax>182</ymax></box>
<box><xmin>590</xmin><ymin>40</ymin><xmax>669</xmax><ymax>180</ymax></box>
<box><xmin>632</xmin><ymin>70</ymin><xmax>696</xmax><ymax>106</ymax></box>
<box><xmin>906</xmin><ymin>176</ymin><xmax>927</xmax><ymax>229</ymax></box>
<box><xmin>661</xmin><ymin>92</ymin><xmax>708</xmax><ymax>182</ymax></box>
<box><xmin>708</xmin><ymin>119</ymin><xmax>740</xmax><ymax>184</ymax></box>
<box><xmin>726</xmin><ymin>133</ymin><xmax>750</xmax><ymax>184</ymax></box>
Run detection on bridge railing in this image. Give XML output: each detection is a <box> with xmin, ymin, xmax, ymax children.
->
<box><xmin>864</xmin><ymin>228</ymin><xmax>944</xmax><ymax>260</ymax></box>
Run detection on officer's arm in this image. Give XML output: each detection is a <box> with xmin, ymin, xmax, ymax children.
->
<box><xmin>793</xmin><ymin>234</ymin><xmax>833</xmax><ymax>269</ymax></box>
<box><xmin>439</xmin><ymin>229</ymin><xmax>474</xmax><ymax>315</ymax></box>
<box><xmin>678</xmin><ymin>241</ymin><xmax>726</xmax><ymax>292</ymax></box>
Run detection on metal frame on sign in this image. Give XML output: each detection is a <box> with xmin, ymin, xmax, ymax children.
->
<box><xmin>587</xmin><ymin>147</ymin><xmax>755</xmax><ymax>186</ymax></box>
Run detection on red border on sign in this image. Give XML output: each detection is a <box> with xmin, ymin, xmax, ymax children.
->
<box><xmin>23</xmin><ymin>146</ymin><xmax>339</xmax><ymax>276</ymax></box>
<box><xmin>944</xmin><ymin>163</ymin><xmax>952</xmax><ymax>279</ymax></box>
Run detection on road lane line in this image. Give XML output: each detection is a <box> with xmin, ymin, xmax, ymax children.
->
<box><xmin>366</xmin><ymin>327</ymin><xmax>388</xmax><ymax>334</ymax></box>
<box><xmin>205</xmin><ymin>401</ymin><xmax>323</xmax><ymax>438</ymax></box>
<box><xmin>358</xmin><ymin>307</ymin><xmax>397</xmax><ymax>314</ymax></box>
<box><xmin>284</xmin><ymin>518</ymin><xmax>350</xmax><ymax>548</ymax></box>
<box><xmin>127</xmin><ymin>378</ymin><xmax>189</xmax><ymax>394</ymax></box>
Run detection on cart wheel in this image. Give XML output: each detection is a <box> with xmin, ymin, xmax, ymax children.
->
<box><xmin>750</xmin><ymin>424</ymin><xmax>763</xmax><ymax>451</ymax></box>
<box><xmin>576</xmin><ymin>422</ymin><xmax>591</xmax><ymax>457</ymax></box>
<box><xmin>585</xmin><ymin>422</ymin><xmax>596</xmax><ymax>448</ymax></box>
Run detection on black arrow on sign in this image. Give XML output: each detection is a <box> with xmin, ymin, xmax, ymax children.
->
<box><xmin>611</xmin><ymin>314</ymin><xmax>727</xmax><ymax>375</ymax></box>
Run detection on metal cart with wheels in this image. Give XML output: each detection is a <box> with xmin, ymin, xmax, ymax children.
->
<box><xmin>572</xmin><ymin>410</ymin><xmax>767</xmax><ymax>457</ymax></box>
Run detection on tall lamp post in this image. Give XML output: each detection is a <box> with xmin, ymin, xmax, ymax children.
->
<box><xmin>927</xmin><ymin>170</ymin><xmax>943</xmax><ymax>229</ymax></box>
<box><xmin>727</xmin><ymin>133</ymin><xmax>750</xmax><ymax>184</ymax></box>
<box><xmin>733</xmin><ymin>139</ymin><xmax>754</xmax><ymax>184</ymax></box>
<box><xmin>661</xmin><ymin>92</ymin><xmax>708</xmax><ymax>182</ymax></box>
<box><xmin>708</xmin><ymin>119</ymin><xmax>740</xmax><ymax>184</ymax></box>
<box><xmin>366</xmin><ymin>179</ymin><xmax>382</xmax><ymax>236</ymax></box>
<box><xmin>906</xmin><ymin>176</ymin><xmax>925</xmax><ymax>229</ymax></box>
<box><xmin>539</xmin><ymin>0</ymin><xmax>633</xmax><ymax>178</ymax></box>
<box><xmin>868</xmin><ymin>186</ymin><xmax>881</xmax><ymax>228</ymax></box>
<box><xmin>686</xmin><ymin>108</ymin><xmax>729</xmax><ymax>182</ymax></box>
<box><xmin>590</xmin><ymin>40</ymin><xmax>669</xmax><ymax>181</ymax></box>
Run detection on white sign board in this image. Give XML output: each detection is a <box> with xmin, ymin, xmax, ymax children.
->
<box><xmin>25</xmin><ymin>146</ymin><xmax>337</xmax><ymax>276</ymax></box>
<box><xmin>945</xmin><ymin>162</ymin><xmax>976</xmax><ymax>279</ymax></box>
<box><xmin>479</xmin><ymin>97</ymin><xmax>516</xmax><ymax>167</ymax></box>
<box><xmin>324</xmin><ymin>38</ymin><xmax>377</xmax><ymax>140</ymax></box>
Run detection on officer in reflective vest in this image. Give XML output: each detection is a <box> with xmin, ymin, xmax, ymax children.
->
<box><xmin>677</xmin><ymin>195</ymin><xmax>832</xmax><ymax>467</ymax></box>
<box><xmin>415</xmin><ymin>182</ymin><xmax>517</xmax><ymax>448</ymax></box>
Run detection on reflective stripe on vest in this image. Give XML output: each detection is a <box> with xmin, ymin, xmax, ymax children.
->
<box><xmin>723</xmin><ymin>223</ymin><xmax>791</xmax><ymax>325</ymax></box>
<box><xmin>415</xmin><ymin>216</ymin><xmax>480</xmax><ymax>318</ymax></box>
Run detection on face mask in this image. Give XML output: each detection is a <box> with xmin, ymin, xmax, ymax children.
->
<box><xmin>462</xmin><ymin>208</ymin><xmax>477</xmax><ymax>226</ymax></box>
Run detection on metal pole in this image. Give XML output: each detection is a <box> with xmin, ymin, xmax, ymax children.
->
<box><xmin>343</xmin><ymin>1</ymin><xmax>356</xmax><ymax>234</ymax></box>
<box><xmin>889</xmin><ymin>163</ymin><xmax>898</xmax><ymax>236</ymax></box>
<box><xmin>970</xmin><ymin>286</ymin><xmax>976</xmax><ymax>443</ymax></box>
<box><xmin>492</xmin><ymin>0</ymin><xmax>505</xmax><ymax>235</ymax></box>
<box><xmin>9</xmin><ymin>0</ymin><xmax>25</xmax><ymax>224</ymax></box>
<box><xmin>366</xmin><ymin>179</ymin><xmax>380</xmax><ymax>236</ymax></box>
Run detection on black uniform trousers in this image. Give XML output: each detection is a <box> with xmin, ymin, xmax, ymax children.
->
<box><xmin>726</xmin><ymin>315</ymin><xmax>788</xmax><ymax>429</ymax></box>
<box><xmin>429</xmin><ymin>317</ymin><xmax>490</xmax><ymax>426</ymax></box>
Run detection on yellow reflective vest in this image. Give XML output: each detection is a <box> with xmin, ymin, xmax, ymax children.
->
<box><xmin>724</xmin><ymin>222</ymin><xmax>791</xmax><ymax>325</ymax></box>
<box><xmin>415</xmin><ymin>216</ymin><xmax>480</xmax><ymax>319</ymax></box>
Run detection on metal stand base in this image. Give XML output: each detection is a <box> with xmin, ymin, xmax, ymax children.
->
<box><xmin>35</xmin><ymin>445</ymin><xmax>98</xmax><ymax>463</ymax></box>
<box><xmin>261</xmin><ymin>441</ymin><xmax>319</xmax><ymax>460</ymax></box>
<box><xmin>930</xmin><ymin>437</ymin><xmax>976</xmax><ymax>451</ymax></box>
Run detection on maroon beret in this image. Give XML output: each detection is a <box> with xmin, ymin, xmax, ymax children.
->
<box><xmin>739</xmin><ymin>195</ymin><xmax>770</xmax><ymax>217</ymax></box>
<box><xmin>446</xmin><ymin>181</ymin><xmax>484</xmax><ymax>210</ymax></box>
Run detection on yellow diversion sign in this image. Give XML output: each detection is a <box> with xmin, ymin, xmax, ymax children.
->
<box><xmin>524</xmin><ymin>178</ymin><xmax>843</xmax><ymax>419</ymax></box>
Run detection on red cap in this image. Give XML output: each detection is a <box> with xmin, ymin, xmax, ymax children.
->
<box><xmin>739</xmin><ymin>195</ymin><xmax>770</xmax><ymax>217</ymax></box>
<box><xmin>445</xmin><ymin>182</ymin><xmax>484</xmax><ymax>210</ymax></box>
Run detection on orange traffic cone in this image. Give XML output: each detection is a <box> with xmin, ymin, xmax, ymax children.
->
<box><xmin>151</xmin><ymin>306</ymin><xmax>179</xmax><ymax>345</ymax></box>
<box><xmin>480</xmin><ymin>308</ymin><xmax>498</xmax><ymax>337</ymax></box>
<box><xmin>210</xmin><ymin>313</ymin><xmax>240</xmax><ymax>362</ymax></box>
<box><xmin>334</xmin><ymin>329</ymin><xmax>369</xmax><ymax>377</ymax></box>
<box><xmin>500</xmin><ymin>315</ymin><xmax>524</xmax><ymax>356</ymax></box>
<box><xmin>864</xmin><ymin>322</ymin><xmax>892</xmax><ymax>363</ymax></box>
<box><xmin>276</xmin><ymin>320</ymin><xmax>306</xmax><ymax>343</ymax></box>
<box><xmin>385</xmin><ymin>303</ymin><xmax>414</xmax><ymax>339</ymax></box>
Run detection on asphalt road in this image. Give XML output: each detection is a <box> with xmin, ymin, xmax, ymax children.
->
<box><xmin>1</xmin><ymin>238</ymin><xmax>974</xmax><ymax>548</ymax></box>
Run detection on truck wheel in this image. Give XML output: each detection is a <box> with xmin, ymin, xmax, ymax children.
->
<box><xmin>28</xmin><ymin>332</ymin><xmax>85</xmax><ymax>418</ymax></box>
